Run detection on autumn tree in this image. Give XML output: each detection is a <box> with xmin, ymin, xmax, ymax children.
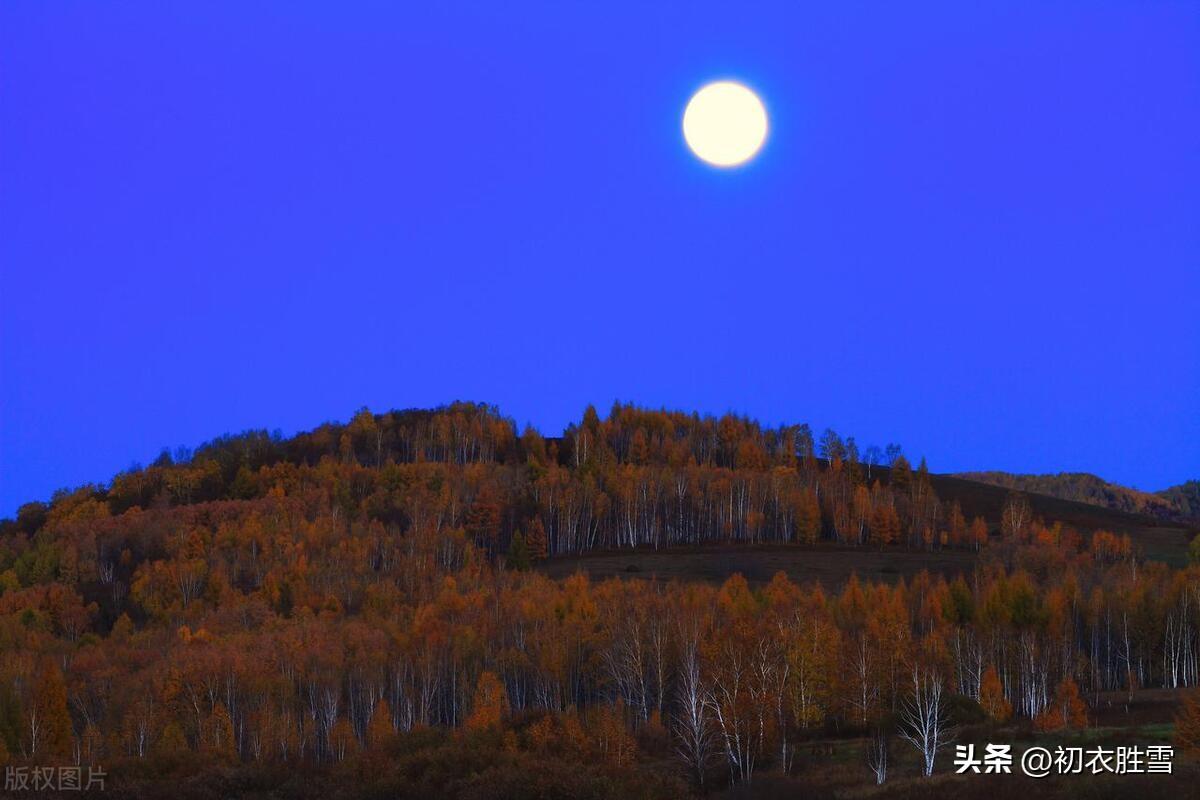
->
<box><xmin>706</xmin><ymin>575</ymin><xmax>768</xmax><ymax>784</ymax></box>
<box><xmin>0</xmin><ymin>685</ymin><xmax>15</xmax><ymax>767</ymax></box>
<box><xmin>329</xmin><ymin>718</ymin><xmax>359</xmax><ymax>761</ymax></box>
<box><xmin>157</xmin><ymin>722</ymin><xmax>188</xmax><ymax>758</ymax></box>
<box><xmin>783</xmin><ymin>590</ymin><xmax>838</xmax><ymax>729</ymax></box>
<box><xmin>869</xmin><ymin>503</ymin><xmax>900</xmax><ymax>548</ymax></box>
<box><xmin>890</xmin><ymin>454</ymin><xmax>912</xmax><ymax>492</ymax></box>
<box><xmin>978</xmin><ymin>665</ymin><xmax>1011</xmax><ymax>722</ymax></box>
<box><xmin>1173</xmin><ymin>691</ymin><xmax>1200</xmax><ymax>754</ymax></box>
<box><xmin>818</xmin><ymin>429</ymin><xmax>846</xmax><ymax>464</ymax></box>
<box><xmin>466</xmin><ymin>484</ymin><xmax>504</xmax><ymax>552</ymax></box>
<box><xmin>0</xmin><ymin>682</ymin><xmax>21</xmax><ymax>759</ymax></box>
<box><xmin>969</xmin><ymin>516</ymin><xmax>989</xmax><ymax>551</ymax></box>
<box><xmin>793</xmin><ymin>488</ymin><xmax>821</xmax><ymax>545</ymax></box>
<box><xmin>28</xmin><ymin>658</ymin><xmax>72</xmax><ymax>759</ymax></box>
<box><xmin>946</xmin><ymin>501</ymin><xmax>966</xmax><ymax>548</ymax></box>
<box><xmin>466</xmin><ymin>671</ymin><xmax>509</xmax><ymax>731</ymax></box>
<box><xmin>506</xmin><ymin>531</ymin><xmax>531</xmax><ymax>571</ymax></box>
<box><xmin>1001</xmin><ymin>493</ymin><xmax>1032</xmax><ymax>541</ymax></box>
<box><xmin>1035</xmin><ymin>676</ymin><xmax>1087</xmax><ymax>731</ymax></box>
<box><xmin>207</xmin><ymin>702</ymin><xmax>236</xmax><ymax>761</ymax></box>
<box><xmin>593</xmin><ymin>700</ymin><xmax>636</xmax><ymax>766</ymax></box>
<box><xmin>366</xmin><ymin>699</ymin><xmax>394</xmax><ymax>750</ymax></box>
<box><xmin>526</xmin><ymin>517</ymin><xmax>549</xmax><ymax>562</ymax></box>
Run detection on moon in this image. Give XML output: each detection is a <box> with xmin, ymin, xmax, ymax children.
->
<box><xmin>683</xmin><ymin>81</ymin><xmax>768</xmax><ymax>168</ymax></box>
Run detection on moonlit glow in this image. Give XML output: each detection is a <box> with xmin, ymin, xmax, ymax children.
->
<box><xmin>683</xmin><ymin>81</ymin><xmax>768</xmax><ymax>167</ymax></box>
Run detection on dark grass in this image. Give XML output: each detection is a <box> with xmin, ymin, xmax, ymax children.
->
<box><xmin>540</xmin><ymin>543</ymin><xmax>978</xmax><ymax>589</ymax></box>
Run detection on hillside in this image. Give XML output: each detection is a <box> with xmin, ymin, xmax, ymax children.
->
<box><xmin>3</xmin><ymin>402</ymin><xmax>1200</xmax><ymax>799</ymax></box>
<box><xmin>931</xmin><ymin>470</ymin><xmax>1195</xmax><ymax>566</ymax></box>
<box><xmin>7</xmin><ymin>404</ymin><xmax>1194</xmax><ymax>575</ymax></box>
<box><xmin>546</xmin><ymin>465</ymin><xmax>1197</xmax><ymax>587</ymax></box>
<box><xmin>1161</xmin><ymin>479</ymin><xmax>1200</xmax><ymax>519</ymax></box>
<box><xmin>955</xmin><ymin>470</ymin><xmax>1200</xmax><ymax>525</ymax></box>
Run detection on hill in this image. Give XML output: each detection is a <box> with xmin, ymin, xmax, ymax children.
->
<box><xmin>3</xmin><ymin>402</ymin><xmax>1200</xmax><ymax>800</ymax></box>
<box><xmin>1161</xmin><ymin>479</ymin><xmax>1200</xmax><ymax>519</ymax></box>
<box><xmin>7</xmin><ymin>403</ymin><xmax>1195</xmax><ymax>579</ymax></box>
<box><xmin>955</xmin><ymin>470</ymin><xmax>1200</xmax><ymax>525</ymax></box>
<box><xmin>930</xmin><ymin>470</ymin><xmax>1195</xmax><ymax>565</ymax></box>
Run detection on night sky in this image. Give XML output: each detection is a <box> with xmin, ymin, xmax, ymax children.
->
<box><xmin>2</xmin><ymin>1</ymin><xmax>1198</xmax><ymax>516</ymax></box>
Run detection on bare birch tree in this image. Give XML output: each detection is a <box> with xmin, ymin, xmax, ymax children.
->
<box><xmin>866</xmin><ymin>726</ymin><xmax>890</xmax><ymax>785</ymax></box>
<box><xmin>897</xmin><ymin>665</ymin><xmax>956</xmax><ymax>777</ymax></box>
<box><xmin>673</xmin><ymin>629</ymin><xmax>717</xmax><ymax>787</ymax></box>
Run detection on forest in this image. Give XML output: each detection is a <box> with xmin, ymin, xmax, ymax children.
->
<box><xmin>1</xmin><ymin>402</ymin><xmax>1199</xmax><ymax>798</ymax></box>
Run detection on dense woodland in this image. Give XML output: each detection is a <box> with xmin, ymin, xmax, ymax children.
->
<box><xmin>1</xmin><ymin>403</ymin><xmax>1198</xmax><ymax>798</ymax></box>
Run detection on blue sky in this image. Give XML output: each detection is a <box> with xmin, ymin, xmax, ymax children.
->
<box><xmin>2</xmin><ymin>1</ymin><xmax>1198</xmax><ymax>515</ymax></box>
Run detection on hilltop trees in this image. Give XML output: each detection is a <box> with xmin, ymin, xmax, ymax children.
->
<box><xmin>3</xmin><ymin>404</ymin><xmax>978</xmax><ymax>570</ymax></box>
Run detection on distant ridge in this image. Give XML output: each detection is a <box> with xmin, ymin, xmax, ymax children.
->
<box><xmin>954</xmin><ymin>471</ymin><xmax>1200</xmax><ymax>524</ymax></box>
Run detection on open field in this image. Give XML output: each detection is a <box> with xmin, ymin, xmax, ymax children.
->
<box><xmin>540</xmin><ymin>543</ymin><xmax>979</xmax><ymax>588</ymax></box>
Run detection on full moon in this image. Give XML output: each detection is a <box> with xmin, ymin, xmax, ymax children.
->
<box><xmin>682</xmin><ymin>81</ymin><xmax>768</xmax><ymax>167</ymax></box>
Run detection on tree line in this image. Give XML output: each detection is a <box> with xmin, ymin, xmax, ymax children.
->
<box><xmin>6</xmin><ymin>402</ymin><xmax>983</xmax><ymax>562</ymax></box>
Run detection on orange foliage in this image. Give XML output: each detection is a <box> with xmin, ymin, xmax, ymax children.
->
<box><xmin>466</xmin><ymin>671</ymin><xmax>509</xmax><ymax>731</ymax></box>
